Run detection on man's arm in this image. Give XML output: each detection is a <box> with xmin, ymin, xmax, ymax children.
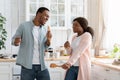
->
<box><xmin>12</xmin><ymin>24</ymin><xmax>23</xmax><ymax>46</ymax></box>
<box><xmin>45</xmin><ymin>31</ymin><xmax>52</xmax><ymax>46</ymax></box>
<box><xmin>45</xmin><ymin>26</ymin><xmax>52</xmax><ymax>46</ymax></box>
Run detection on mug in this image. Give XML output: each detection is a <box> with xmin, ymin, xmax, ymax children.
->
<box><xmin>45</xmin><ymin>52</ymin><xmax>50</xmax><ymax>58</ymax></box>
<box><xmin>55</xmin><ymin>52</ymin><xmax>60</xmax><ymax>58</ymax></box>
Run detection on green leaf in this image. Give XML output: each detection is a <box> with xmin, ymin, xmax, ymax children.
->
<box><xmin>0</xmin><ymin>14</ymin><xmax>7</xmax><ymax>50</ymax></box>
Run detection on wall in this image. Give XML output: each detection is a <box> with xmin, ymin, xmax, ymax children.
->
<box><xmin>87</xmin><ymin>0</ymin><xmax>100</xmax><ymax>48</ymax></box>
<box><xmin>0</xmin><ymin>0</ymin><xmax>12</xmax><ymax>54</ymax></box>
<box><xmin>0</xmin><ymin>0</ymin><xmax>25</xmax><ymax>54</ymax></box>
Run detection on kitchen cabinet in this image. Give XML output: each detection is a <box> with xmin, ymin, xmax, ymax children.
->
<box><xmin>46</xmin><ymin>60</ymin><xmax>66</xmax><ymax>80</ymax></box>
<box><xmin>0</xmin><ymin>57</ymin><xmax>68</xmax><ymax>80</ymax></box>
<box><xmin>0</xmin><ymin>62</ymin><xmax>14</xmax><ymax>80</ymax></box>
<box><xmin>91</xmin><ymin>63</ymin><xmax>120</xmax><ymax>80</ymax></box>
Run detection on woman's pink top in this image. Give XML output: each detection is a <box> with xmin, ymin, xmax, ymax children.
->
<box><xmin>66</xmin><ymin>32</ymin><xmax>92</xmax><ymax>80</ymax></box>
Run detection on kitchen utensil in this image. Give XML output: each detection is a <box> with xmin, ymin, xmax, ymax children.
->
<box><xmin>67</xmin><ymin>28</ymin><xmax>71</xmax><ymax>41</ymax></box>
<box><xmin>50</xmin><ymin>63</ymin><xmax>61</xmax><ymax>68</ymax></box>
<box><xmin>47</xmin><ymin>25</ymin><xmax>51</xmax><ymax>31</ymax></box>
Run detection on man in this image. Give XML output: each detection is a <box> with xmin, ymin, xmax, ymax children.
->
<box><xmin>12</xmin><ymin>7</ymin><xmax>52</xmax><ymax>80</ymax></box>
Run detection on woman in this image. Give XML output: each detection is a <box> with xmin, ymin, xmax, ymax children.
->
<box><xmin>62</xmin><ymin>17</ymin><xmax>94</xmax><ymax>80</ymax></box>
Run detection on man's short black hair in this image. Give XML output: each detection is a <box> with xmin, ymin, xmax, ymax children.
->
<box><xmin>36</xmin><ymin>7</ymin><xmax>49</xmax><ymax>14</ymax></box>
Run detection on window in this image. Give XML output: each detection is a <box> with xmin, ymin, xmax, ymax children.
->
<box><xmin>103</xmin><ymin>0</ymin><xmax>120</xmax><ymax>51</ymax></box>
<box><xmin>26</xmin><ymin>0</ymin><xmax>85</xmax><ymax>29</ymax></box>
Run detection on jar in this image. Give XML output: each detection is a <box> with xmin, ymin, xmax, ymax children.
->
<box><xmin>47</xmin><ymin>47</ymin><xmax>54</xmax><ymax>58</ymax></box>
<box><xmin>59</xmin><ymin>46</ymin><xmax>65</xmax><ymax>56</ymax></box>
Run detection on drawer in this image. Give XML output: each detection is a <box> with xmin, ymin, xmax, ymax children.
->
<box><xmin>0</xmin><ymin>63</ymin><xmax>11</xmax><ymax>73</ymax></box>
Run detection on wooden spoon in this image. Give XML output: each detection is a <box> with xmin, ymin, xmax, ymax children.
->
<box><xmin>47</xmin><ymin>25</ymin><xmax>51</xmax><ymax>32</ymax></box>
<box><xmin>50</xmin><ymin>63</ymin><xmax>61</xmax><ymax>68</ymax></box>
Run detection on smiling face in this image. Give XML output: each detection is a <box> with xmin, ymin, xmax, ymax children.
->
<box><xmin>72</xmin><ymin>21</ymin><xmax>84</xmax><ymax>35</ymax></box>
<box><xmin>36</xmin><ymin>10</ymin><xmax>50</xmax><ymax>25</ymax></box>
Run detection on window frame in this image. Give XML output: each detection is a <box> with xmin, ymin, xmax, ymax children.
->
<box><xmin>25</xmin><ymin>0</ymin><xmax>87</xmax><ymax>30</ymax></box>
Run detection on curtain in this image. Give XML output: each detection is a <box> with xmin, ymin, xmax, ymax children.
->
<box><xmin>94</xmin><ymin>0</ymin><xmax>107</xmax><ymax>56</ymax></box>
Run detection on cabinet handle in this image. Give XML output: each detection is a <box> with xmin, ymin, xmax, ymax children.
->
<box><xmin>16</xmin><ymin>76</ymin><xmax>20</xmax><ymax>80</ymax></box>
<box><xmin>105</xmin><ymin>69</ymin><xmax>110</xmax><ymax>71</ymax></box>
<box><xmin>91</xmin><ymin>64</ymin><xmax>94</xmax><ymax>67</ymax></box>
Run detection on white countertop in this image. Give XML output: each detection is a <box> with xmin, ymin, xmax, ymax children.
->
<box><xmin>92</xmin><ymin>57</ymin><xmax>120</xmax><ymax>71</ymax></box>
<box><xmin>1</xmin><ymin>56</ymin><xmax>120</xmax><ymax>71</ymax></box>
<box><xmin>0</xmin><ymin>56</ymin><xmax>69</xmax><ymax>62</ymax></box>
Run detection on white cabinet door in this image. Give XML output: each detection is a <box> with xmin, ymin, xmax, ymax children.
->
<box><xmin>13</xmin><ymin>76</ymin><xmax>21</xmax><ymax>80</ymax></box>
<box><xmin>108</xmin><ymin>68</ymin><xmax>120</xmax><ymax>80</ymax></box>
<box><xmin>0</xmin><ymin>62</ymin><xmax>13</xmax><ymax>80</ymax></box>
<box><xmin>91</xmin><ymin>63</ymin><xmax>120</xmax><ymax>80</ymax></box>
<box><xmin>49</xmin><ymin>68</ymin><xmax>65</xmax><ymax>80</ymax></box>
<box><xmin>46</xmin><ymin>60</ymin><xmax>66</xmax><ymax>80</ymax></box>
<box><xmin>91</xmin><ymin>64</ymin><xmax>109</xmax><ymax>80</ymax></box>
<box><xmin>91</xmin><ymin>64</ymin><xmax>97</xmax><ymax>80</ymax></box>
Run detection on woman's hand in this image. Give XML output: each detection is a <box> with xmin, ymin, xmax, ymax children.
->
<box><xmin>64</xmin><ymin>41</ymin><xmax>70</xmax><ymax>49</ymax></box>
<box><xmin>61</xmin><ymin>63</ymin><xmax>71</xmax><ymax>70</ymax></box>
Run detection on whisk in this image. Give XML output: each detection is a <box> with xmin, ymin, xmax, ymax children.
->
<box><xmin>67</xmin><ymin>28</ymin><xmax>71</xmax><ymax>41</ymax></box>
<box><xmin>50</xmin><ymin>63</ymin><xmax>62</xmax><ymax>68</ymax></box>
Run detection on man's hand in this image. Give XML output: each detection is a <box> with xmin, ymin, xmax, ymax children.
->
<box><xmin>14</xmin><ymin>37</ymin><xmax>21</xmax><ymax>46</ymax></box>
<box><xmin>46</xmin><ymin>31</ymin><xmax>52</xmax><ymax>40</ymax></box>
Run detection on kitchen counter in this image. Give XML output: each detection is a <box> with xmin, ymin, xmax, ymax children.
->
<box><xmin>92</xmin><ymin>57</ymin><xmax>120</xmax><ymax>71</ymax></box>
<box><xmin>45</xmin><ymin>56</ymin><xmax>69</xmax><ymax>61</ymax></box>
<box><xmin>0</xmin><ymin>56</ymin><xmax>69</xmax><ymax>62</ymax></box>
<box><xmin>1</xmin><ymin>56</ymin><xmax>120</xmax><ymax>71</ymax></box>
<box><xmin>0</xmin><ymin>58</ymin><xmax>16</xmax><ymax>62</ymax></box>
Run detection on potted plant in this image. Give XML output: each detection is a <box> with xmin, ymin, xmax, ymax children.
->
<box><xmin>0</xmin><ymin>13</ymin><xmax>7</xmax><ymax>50</ymax></box>
<box><xmin>109</xmin><ymin>44</ymin><xmax>120</xmax><ymax>59</ymax></box>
